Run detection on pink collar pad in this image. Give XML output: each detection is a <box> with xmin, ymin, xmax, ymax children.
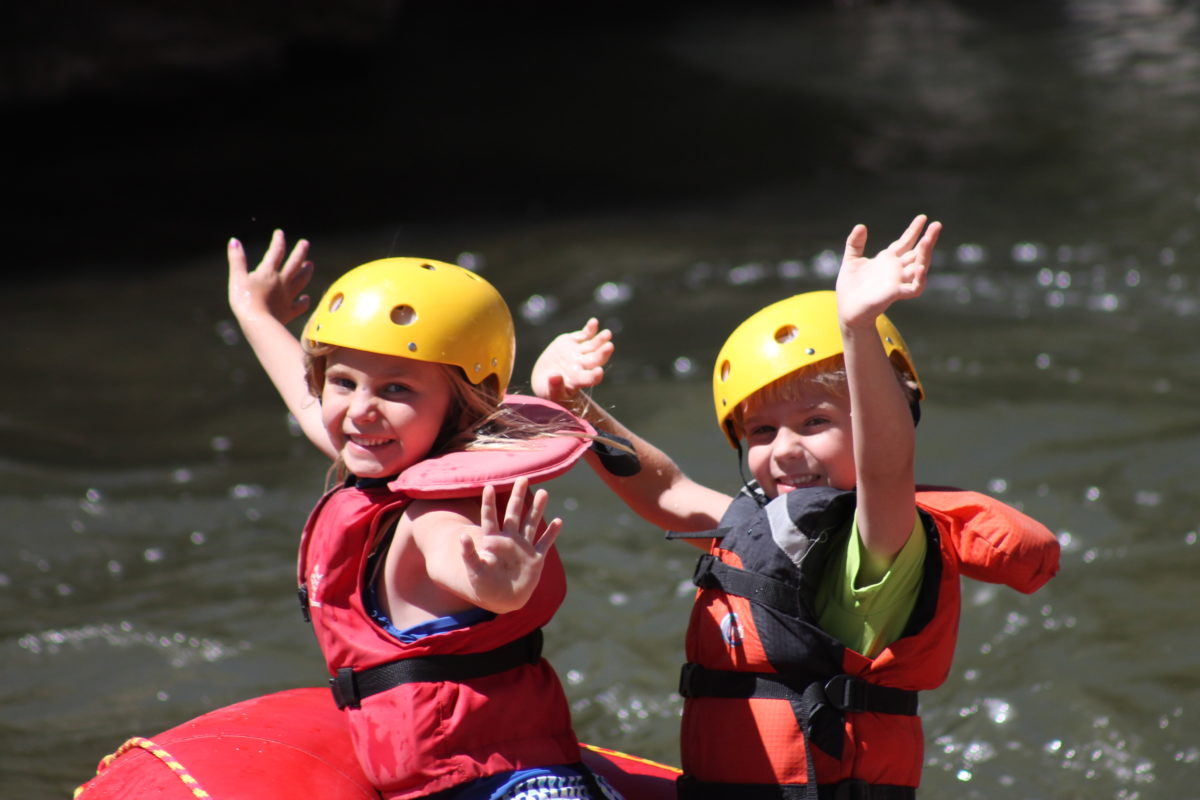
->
<box><xmin>388</xmin><ymin>394</ymin><xmax>595</xmax><ymax>499</ymax></box>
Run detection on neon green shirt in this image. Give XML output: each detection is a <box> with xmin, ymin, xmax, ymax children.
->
<box><xmin>814</xmin><ymin>512</ymin><xmax>926</xmax><ymax>658</ymax></box>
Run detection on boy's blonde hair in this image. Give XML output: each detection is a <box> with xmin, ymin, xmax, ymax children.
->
<box><xmin>731</xmin><ymin>356</ymin><xmax>920</xmax><ymax>439</ymax></box>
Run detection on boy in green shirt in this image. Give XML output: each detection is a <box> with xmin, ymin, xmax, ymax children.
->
<box><xmin>531</xmin><ymin>214</ymin><xmax>1059</xmax><ymax>797</ymax></box>
<box><xmin>533</xmin><ymin>215</ymin><xmax>938</xmax><ymax>654</ymax></box>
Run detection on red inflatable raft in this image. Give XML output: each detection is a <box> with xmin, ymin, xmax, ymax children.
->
<box><xmin>74</xmin><ymin>687</ymin><xmax>679</xmax><ymax>799</ymax></box>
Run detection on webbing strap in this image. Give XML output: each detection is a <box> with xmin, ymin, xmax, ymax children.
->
<box><xmin>679</xmin><ymin>663</ymin><xmax>918</xmax><ymax>716</ymax></box>
<box><xmin>331</xmin><ymin>628</ymin><xmax>543</xmax><ymax>710</ymax></box>
<box><xmin>676</xmin><ymin>775</ymin><xmax>916</xmax><ymax>800</ymax></box>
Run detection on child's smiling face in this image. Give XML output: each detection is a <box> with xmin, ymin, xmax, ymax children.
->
<box><xmin>320</xmin><ymin>347</ymin><xmax>453</xmax><ymax>479</ymax></box>
<box><xmin>742</xmin><ymin>384</ymin><xmax>856</xmax><ymax>499</ymax></box>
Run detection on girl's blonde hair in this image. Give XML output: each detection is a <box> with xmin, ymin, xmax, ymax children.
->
<box><xmin>303</xmin><ymin>341</ymin><xmax>579</xmax><ymax>483</ymax></box>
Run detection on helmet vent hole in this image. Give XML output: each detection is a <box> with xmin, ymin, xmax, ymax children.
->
<box><xmin>719</xmin><ymin>360</ymin><xmax>731</xmax><ymax>382</ymax></box>
<box><xmin>408</xmin><ymin>342</ymin><xmax>418</xmax><ymax>353</ymax></box>
<box><xmin>390</xmin><ymin>305</ymin><xmax>418</xmax><ymax>326</ymax></box>
<box><xmin>805</xmin><ymin>347</ymin><xmax>816</xmax><ymax>355</ymax></box>
<box><xmin>329</xmin><ymin>293</ymin><xmax>345</xmax><ymax>313</ymax></box>
<box><xmin>774</xmin><ymin>325</ymin><xmax>797</xmax><ymax>344</ymax></box>
<box><xmin>419</xmin><ymin>263</ymin><xmax>437</xmax><ymax>271</ymax></box>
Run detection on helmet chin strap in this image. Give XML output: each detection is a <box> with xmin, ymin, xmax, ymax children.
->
<box><xmin>734</xmin><ymin>439</ymin><xmax>768</xmax><ymax>508</ymax></box>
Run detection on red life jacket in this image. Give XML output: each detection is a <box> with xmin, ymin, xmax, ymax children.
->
<box><xmin>295</xmin><ymin>396</ymin><xmax>595</xmax><ymax>799</ymax></box>
<box><xmin>677</xmin><ymin>486</ymin><xmax>1060</xmax><ymax>800</ymax></box>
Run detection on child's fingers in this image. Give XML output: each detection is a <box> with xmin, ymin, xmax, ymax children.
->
<box><xmin>843</xmin><ymin>223</ymin><xmax>869</xmax><ymax>261</ymax></box>
<box><xmin>261</xmin><ymin>229</ymin><xmax>288</xmax><ymax>270</ymax></box>
<box><xmin>532</xmin><ymin>517</ymin><xmax>563</xmax><ymax>555</ymax></box>
<box><xmin>577</xmin><ymin>318</ymin><xmax>600</xmax><ymax>339</ymax></box>
<box><xmin>576</xmin><ymin>324</ymin><xmax>613</xmax><ymax>355</ymax></box>
<box><xmin>585</xmin><ymin>335</ymin><xmax>615</xmax><ymax>361</ymax></box>
<box><xmin>282</xmin><ymin>239</ymin><xmax>311</xmax><ymax>277</ymax></box>
<box><xmin>909</xmin><ymin>267</ymin><xmax>928</xmax><ymax>295</ymax></box>
<box><xmin>291</xmin><ymin>293</ymin><xmax>313</xmax><ymax>318</ymax></box>
<box><xmin>523</xmin><ymin>488</ymin><xmax>551</xmax><ymax>541</ymax></box>
<box><xmin>460</xmin><ymin>532</ymin><xmax>486</xmax><ymax>573</ymax></box>
<box><xmin>480</xmin><ymin>484</ymin><xmax>500</xmax><ymax>534</ymax></box>
<box><xmin>283</xmin><ymin>255</ymin><xmax>315</xmax><ymax>314</ymax></box>
<box><xmin>579</xmin><ymin>340</ymin><xmax>613</xmax><ymax>370</ymax></box>
<box><xmin>899</xmin><ymin>261</ymin><xmax>928</xmax><ymax>295</ymax></box>
<box><xmin>888</xmin><ymin>214</ymin><xmax>929</xmax><ymax>255</ymax></box>
<box><xmin>227</xmin><ymin>238</ymin><xmax>248</xmax><ymax>275</ymax></box>
<box><xmin>918</xmin><ymin>221</ymin><xmax>943</xmax><ymax>260</ymax></box>
<box><xmin>570</xmin><ymin>319</ymin><xmax>599</xmax><ymax>343</ymax></box>
<box><xmin>502</xmin><ymin>477</ymin><xmax>530</xmax><ymax>533</ymax></box>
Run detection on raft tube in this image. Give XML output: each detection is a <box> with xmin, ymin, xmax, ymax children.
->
<box><xmin>75</xmin><ymin>687</ymin><xmax>679</xmax><ymax>799</ymax></box>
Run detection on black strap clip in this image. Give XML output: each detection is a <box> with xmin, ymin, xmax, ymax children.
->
<box><xmin>824</xmin><ymin>674</ymin><xmax>865</xmax><ymax>712</ymax></box>
<box><xmin>691</xmin><ymin>554</ymin><xmax>719</xmax><ymax>589</ymax></box>
<box><xmin>822</xmin><ymin>674</ymin><xmax>918</xmax><ymax>716</ymax></box>
<box><xmin>678</xmin><ymin>662</ymin><xmax>699</xmax><ymax>698</ymax></box>
<box><xmin>330</xmin><ymin>667</ymin><xmax>360</xmax><ymax>710</ymax></box>
<box><xmin>297</xmin><ymin>585</ymin><xmax>310</xmax><ymax>623</ymax></box>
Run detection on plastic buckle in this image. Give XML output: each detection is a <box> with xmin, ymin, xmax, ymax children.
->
<box><xmin>296</xmin><ymin>586</ymin><xmax>311</xmax><ymax>623</ymax></box>
<box><xmin>678</xmin><ymin>662</ymin><xmax>699</xmax><ymax>698</ymax></box>
<box><xmin>522</xmin><ymin>628</ymin><xmax>544</xmax><ymax>664</ymax></box>
<box><xmin>692</xmin><ymin>555</ymin><xmax>718</xmax><ymax>589</ymax></box>
<box><xmin>330</xmin><ymin>667</ymin><xmax>360</xmax><ymax>710</ymax></box>
<box><xmin>825</xmin><ymin>674</ymin><xmax>865</xmax><ymax>713</ymax></box>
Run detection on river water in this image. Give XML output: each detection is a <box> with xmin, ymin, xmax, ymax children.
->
<box><xmin>4</xmin><ymin>2</ymin><xmax>1200</xmax><ymax>798</ymax></box>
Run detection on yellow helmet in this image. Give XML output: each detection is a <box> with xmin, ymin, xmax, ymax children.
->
<box><xmin>712</xmin><ymin>290</ymin><xmax>922</xmax><ymax>447</ymax></box>
<box><xmin>303</xmin><ymin>257</ymin><xmax>515</xmax><ymax>393</ymax></box>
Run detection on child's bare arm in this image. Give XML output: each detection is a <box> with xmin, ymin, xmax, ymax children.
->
<box><xmin>410</xmin><ymin>478</ymin><xmax>562</xmax><ymax>614</ymax></box>
<box><xmin>227</xmin><ymin>230</ymin><xmax>336</xmax><ymax>458</ymax></box>
<box><xmin>837</xmin><ymin>214</ymin><xmax>941</xmax><ymax>561</ymax></box>
<box><xmin>532</xmin><ymin>319</ymin><xmax>731</xmax><ymax>534</ymax></box>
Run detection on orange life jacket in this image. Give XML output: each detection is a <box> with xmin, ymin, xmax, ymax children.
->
<box><xmin>676</xmin><ymin>486</ymin><xmax>1059</xmax><ymax>800</ymax></box>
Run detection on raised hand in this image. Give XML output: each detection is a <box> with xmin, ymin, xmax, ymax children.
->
<box><xmin>225</xmin><ymin>228</ymin><xmax>333</xmax><ymax>456</ymax></box>
<box><xmin>836</xmin><ymin>214</ymin><xmax>941</xmax><ymax>329</ymax></box>
<box><xmin>530</xmin><ymin>317</ymin><xmax>614</xmax><ymax>406</ymax></box>
<box><xmin>460</xmin><ymin>477</ymin><xmax>563</xmax><ymax>611</ymax></box>
<box><xmin>227</xmin><ymin>229</ymin><xmax>315</xmax><ymax>326</ymax></box>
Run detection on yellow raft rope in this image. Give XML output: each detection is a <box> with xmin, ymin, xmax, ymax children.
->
<box><xmin>580</xmin><ymin>742</ymin><xmax>682</xmax><ymax>775</ymax></box>
<box><xmin>74</xmin><ymin>736</ymin><xmax>211</xmax><ymax>799</ymax></box>
<box><xmin>74</xmin><ymin>737</ymin><xmax>675</xmax><ymax>798</ymax></box>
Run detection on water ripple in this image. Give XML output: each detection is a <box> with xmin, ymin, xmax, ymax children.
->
<box><xmin>16</xmin><ymin>621</ymin><xmax>247</xmax><ymax>669</ymax></box>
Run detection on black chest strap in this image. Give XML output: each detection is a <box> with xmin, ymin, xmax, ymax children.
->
<box><xmin>331</xmin><ymin>628</ymin><xmax>543</xmax><ymax>710</ymax></box>
<box><xmin>679</xmin><ymin>663</ymin><xmax>918</xmax><ymax>716</ymax></box>
<box><xmin>678</xmin><ymin>664</ymin><xmax>919</xmax><ymax>799</ymax></box>
<box><xmin>680</xmin><ymin>661</ymin><xmax>917</xmax><ymax>761</ymax></box>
